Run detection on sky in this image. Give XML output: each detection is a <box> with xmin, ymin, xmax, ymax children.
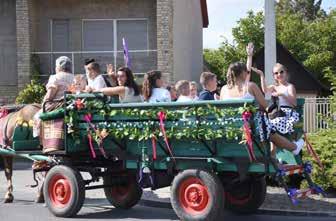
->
<box><xmin>203</xmin><ymin>0</ymin><xmax>336</xmax><ymax>49</ymax></box>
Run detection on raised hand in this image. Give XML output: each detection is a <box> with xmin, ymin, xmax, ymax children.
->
<box><xmin>246</xmin><ymin>42</ymin><xmax>254</xmax><ymax>56</ymax></box>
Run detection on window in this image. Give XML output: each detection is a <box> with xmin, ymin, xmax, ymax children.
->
<box><xmin>52</xmin><ymin>19</ymin><xmax>70</xmax><ymax>52</ymax></box>
<box><xmin>83</xmin><ymin>20</ymin><xmax>114</xmax><ymax>51</ymax></box>
<box><xmin>82</xmin><ymin>19</ymin><xmax>153</xmax><ymax>74</ymax></box>
<box><xmin>117</xmin><ymin>20</ymin><xmax>148</xmax><ymax>51</ymax></box>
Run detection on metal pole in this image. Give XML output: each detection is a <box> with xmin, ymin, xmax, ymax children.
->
<box><xmin>265</xmin><ymin>0</ymin><xmax>277</xmax><ymax>86</ymax></box>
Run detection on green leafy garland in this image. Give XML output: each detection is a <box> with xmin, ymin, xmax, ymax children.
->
<box><xmin>65</xmin><ymin>98</ymin><xmax>256</xmax><ymax>144</ymax></box>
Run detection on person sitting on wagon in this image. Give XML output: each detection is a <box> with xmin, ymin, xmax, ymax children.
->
<box><xmin>85</xmin><ymin>62</ymin><xmax>107</xmax><ymax>92</ymax></box>
<box><xmin>142</xmin><ymin>70</ymin><xmax>171</xmax><ymax>103</ymax></box>
<box><xmin>220</xmin><ymin>62</ymin><xmax>304</xmax><ymax>156</ymax></box>
<box><xmin>99</xmin><ymin>67</ymin><xmax>142</xmax><ymax>103</ymax></box>
<box><xmin>35</xmin><ymin>56</ymin><xmax>75</xmax><ymax>153</ymax></box>
<box><xmin>252</xmin><ymin>64</ymin><xmax>300</xmax><ymax>157</ymax></box>
<box><xmin>176</xmin><ymin>80</ymin><xmax>193</xmax><ymax>102</ymax></box>
<box><xmin>198</xmin><ymin>72</ymin><xmax>220</xmax><ymax>101</ymax></box>
<box><xmin>166</xmin><ymin>84</ymin><xmax>178</xmax><ymax>102</ymax></box>
<box><xmin>189</xmin><ymin>81</ymin><xmax>199</xmax><ymax>101</ymax></box>
<box><xmin>69</xmin><ymin>74</ymin><xmax>87</xmax><ymax>94</ymax></box>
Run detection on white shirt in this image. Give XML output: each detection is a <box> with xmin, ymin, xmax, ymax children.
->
<box><xmin>278</xmin><ymin>86</ymin><xmax>293</xmax><ymax>107</ymax></box>
<box><xmin>149</xmin><ymin>88</ymin><xmax>171</xmax><ymax>103</ymax></box>
<box><xmin>119</xmin><ymin>87</ymin><xmax>142</xmax><ymax>103</ymax></box>
<box><xmin>88</xmin><ymin>74</ymin><xmax>107</xmax><ymax>91</ymax></box>
<box><xmin>177</xmin><ymin>95</ymin><xmax>193</xmax><ymax>102</ymax></box>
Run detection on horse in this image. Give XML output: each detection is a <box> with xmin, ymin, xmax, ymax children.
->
<box><xmin>0</xmin><ymin>104</ymin><xmax>41</xmax><ymax>203</ymax></box>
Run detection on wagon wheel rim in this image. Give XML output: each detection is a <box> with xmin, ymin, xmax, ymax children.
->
<box><xmin>48</xmin><ymin>174</ymin><xmax>72</xmax><ymax>208</ymax></box>
<box><xmin>178</xmin><ymin>177</ymin><xmax>210</xmax><ymax>215</ymax></box>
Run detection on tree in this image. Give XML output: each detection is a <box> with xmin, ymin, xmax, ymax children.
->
<box><xmin>203</xmin><ymin>11</ymin><xmax>264</xmax><ymax>82</ymax></box>
<box><xmin>204</xmin><ymin>6</ymin><xmax>336</xmax><ymax>86</ymax></box>
<box><xmin>277</xmin><ymin>0</ymin><xmax>325</xmax><ymax>21</ymax></box>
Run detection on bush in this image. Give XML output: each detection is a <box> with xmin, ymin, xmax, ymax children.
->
<box><xmin>15</xmin><ymin>80</ymin><xmax>46</xmax><ymax>104</ymax></box>
<box><xmin>303</xmin><ymin>129</ymin><xmax>336</xmax><ymax>190</ymax></box>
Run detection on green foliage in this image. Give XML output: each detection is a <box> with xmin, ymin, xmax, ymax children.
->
<box><xmin>303</xmin><ymin>129</ymin><xmax>336</xmax><ymax>190</ymax></box>
<box><xmin>15</xmin><ymin>80</ymin><xmax>46</xmax><ymax>104</ymax></box>
<box><xmin>66</xmin><ymin>98</ymin><xmax>256</xmax><ymax>144</ymax></box>
<box><xmin>303</xmin><ymin>67</ymin><xmax>336</xmax><ymax>190</ymax></box>
<box><xmin>203</xmin><ymin>11</ymin><xmax>264</xmax><ymax>82</ymax></box>
<box><xmin>204</xmin><ymin>5</ymin><xmax>336</xmax><ymax>87</ymax></box>
<box><xmin>277</xmin><ymin>0</ymin><xmax>325</xmax><ymax>21</ymax></box>
<box><xmin>16</xmin><ymin>54</ymin><xmax>46</xmax><ymax>104</ymax></box>
<box><xmin>323</xmin><ymin>67</ymin><xmax>336</xmax><ymax>128</ymax></box>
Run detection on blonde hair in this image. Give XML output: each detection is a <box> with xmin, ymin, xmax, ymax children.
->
<box><xmin>175</xmin><ymin>80</ymin><xmax>190</xmax><ymax>96</ymax></box>
<box><xmin>273</xmin><ymin>63</ymin><xmax>289</xmax><ymax>85</ymax></box>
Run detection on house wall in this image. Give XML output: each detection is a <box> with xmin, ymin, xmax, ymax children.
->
<box><xmin>0</xmin><ymin>0</ymin><xmax>18</xmax><ymax>103</ymax></box>
<box><xmin>30</xmin><ymin>0</ymin><xmax>157</xmax><ymax>75</ymax></box>
<box><xmin>157</xmin><ymin>0</ymin><xmax>174</xmax><ymax>83</ymax></box>
<box><xmin>173</xmin><ymin>0</ymin><xmax>203</xmax><ymax>83</ymax></box>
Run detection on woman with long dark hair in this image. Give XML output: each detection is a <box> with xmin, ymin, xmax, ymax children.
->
<box><xmin>99</xmin><ymin>67</ymin><xmax>141</xmax><ymax>103</ymax></box>
<box><xmin>142</xmin><ymin>70</ymin><xmax>171</xmax><ymax>103</ymax></box>
<box><xmin>220</xmin><ymin>62</ymin><xmax>304</xmax><ymax>156</ymax></box>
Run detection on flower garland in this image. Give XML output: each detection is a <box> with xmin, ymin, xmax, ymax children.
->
<box><xmin>65</xmin><ymin>98</ymin><xmax>256</xmax><ymax>145</ymax></box>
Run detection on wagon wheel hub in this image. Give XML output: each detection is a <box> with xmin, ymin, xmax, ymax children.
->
<box><xmin>180</xmin><ymin>178</ymin><xmax>210</xmax><ymax>214</ymax></box>
<box><xmin>51</xmin><ymin>177</ymin><xmax>71</xmax><ymax>205</ymax></box>
<box><xmin>182</xmin><ymin>183</ymin><xmax>209</xmax><ymax>212</ymax></box>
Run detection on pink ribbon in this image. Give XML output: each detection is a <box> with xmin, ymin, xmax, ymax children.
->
<box><xmin>242</xmin><ymin>111</ymin><xmax>256</xmax><ymax>162</ymax></box>
<box><xmin>84</xmin><ymin>113</ymin><xmax>107</xmax><ymax>159</ymax></box>
<box><xmin>151</xmin><ymin>136</ymin><xmax>157</xmax><ymax>160</ymax></box>
<box><xmin>158</xmin><ymin>111</ymin><xmax>174</xmax><ymax>160</ymax></box>
<box><xmin>87</xmin><ymin>133</ymin><xmax>97</xmax><ymax>159</ymax></box>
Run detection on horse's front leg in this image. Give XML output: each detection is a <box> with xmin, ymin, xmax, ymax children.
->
<box><xmin>3</xmin><ymin>156</ymin><xmax>14</xmax><ymax>203</ymax></box>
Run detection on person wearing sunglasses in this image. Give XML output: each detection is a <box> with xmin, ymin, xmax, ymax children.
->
<box><xmin>220</xmin><ymin>62</ymin><xmax>304</xmax><ymax>157</ymax></box>
<box><xmin>252</xmin><ymin>63</ymin><xmax>300</xmax><ymax>157</ymax></box>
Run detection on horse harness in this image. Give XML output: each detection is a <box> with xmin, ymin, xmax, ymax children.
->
<box><xmin>0</xmin><ymin>105</ymin><xmax>26</xmax><ymax>147</ymax></box>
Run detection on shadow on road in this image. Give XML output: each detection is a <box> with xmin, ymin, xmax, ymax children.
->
<box><xmin>76</xmin><ymin>199</ymin><xmax>178</xmax><ymax>220</ymax></box>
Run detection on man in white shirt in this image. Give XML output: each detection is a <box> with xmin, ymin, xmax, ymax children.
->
<box><xmin>85</xmin><ymin>62</ymin><xmax>107</xmax><ymax>91</ymax></box>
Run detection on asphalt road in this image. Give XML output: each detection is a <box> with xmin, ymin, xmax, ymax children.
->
<box><xmin>0</xmin><ymin>161</ymin><xmax>335</xmax><ymax>221</ymax></box>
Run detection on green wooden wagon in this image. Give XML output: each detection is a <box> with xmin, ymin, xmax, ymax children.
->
<box><xmin>4</xmin><ymin>93</ymin><xmax>324</xmax><ymax>220</ymax></box>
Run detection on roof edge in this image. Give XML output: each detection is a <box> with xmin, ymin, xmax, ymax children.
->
<box><xmin>200</xmin><ymin>0</ymin><xmax>209</xmax><ymax>28</ymax></box>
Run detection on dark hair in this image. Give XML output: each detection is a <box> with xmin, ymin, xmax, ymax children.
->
<box><xmin>142</xmin><ymin>70</ymin><xmax>162</xmax><ymax>101</ymax></box>
<box><xmin>89</xmin><ymin>62</ymin><xmax>100</xmax><ymax>73</ymax></box>
<box><xmin>84</xmin><ymin>58</ymin><xmax>95</xmax><ymax>66</ymax></box>
<box><xmin>226</xmin><ymin>62</ymin><xmax>248</xmax><ymax>89</ymax></box>
<box><xmin>118</xmin><ymin>67</ymin><xmax>140</xmax><ymax>96</ymax></box>
<box><xmin>166</xmin><ymin>84</ymin><xmax>175</xmax><ymax>92</ymax></box>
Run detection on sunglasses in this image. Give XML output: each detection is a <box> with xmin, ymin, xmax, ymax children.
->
<box><xmin>273</xmin><ymin>70</ymin><xmax>284</xmax><ymax>75</ymax></box>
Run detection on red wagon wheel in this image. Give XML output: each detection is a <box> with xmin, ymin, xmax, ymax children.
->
<box><xmin>44</xmin><ymin>165</ymin><xmax>85</xmax><ymax>217</ymax></box>
<box><xmin>178</xmin><ymin>177</ymin><xmax>210</xmax><ymax>215</ymax></box>
<box><xmin>171</xmin><ymin>169</ymin><xmax>224</xmax><ymax>221</ymax></box>
<box><xmin>103</xmin><ymin>171</ymin><xmax>142</xmax><ymax>209</ymax></box>
<box><xmin>224</xmin><ymin>175</ymin><xmax>266</xmax><ymax>214</ymax></box>
<box><xmin>48</xmin><ymin>174</ymin><xmax>72</xmax><ymax>207</ymax></box>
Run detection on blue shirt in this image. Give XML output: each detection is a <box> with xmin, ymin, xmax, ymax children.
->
<box><xmin>199</xmin><ymin>90</ymin><xmax>216</xmax><ymax>101</ymax></box>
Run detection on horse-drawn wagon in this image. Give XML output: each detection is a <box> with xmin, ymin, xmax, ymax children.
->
<box><xmin>0</xmin><ymin>93</ymin><xmax>324</xmax><ymax>220</ymax></box>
